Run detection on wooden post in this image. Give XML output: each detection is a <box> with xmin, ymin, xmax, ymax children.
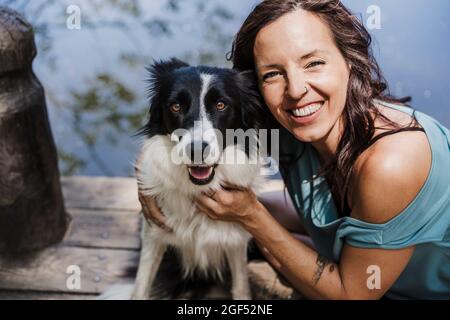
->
<box><xmin>0</xmin><ymin>7</ymin><xmax>71</xmax><ymax>253</ymax></box>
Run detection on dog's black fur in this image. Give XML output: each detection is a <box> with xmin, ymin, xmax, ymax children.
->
<box><xmin>130</xmin><ymin>59</ymin><xmax>270</xmax><ymax>299</ymax></box>
<box><xmin>137</xmin><ymin>58</ymin><xmax>266</xmax><ymax>142</ymax></box>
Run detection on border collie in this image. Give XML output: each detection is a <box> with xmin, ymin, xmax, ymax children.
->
<box><xmin>129</xmin><ymin>58</ymin><xmax>265</xmax><ymax>299</ymax></box>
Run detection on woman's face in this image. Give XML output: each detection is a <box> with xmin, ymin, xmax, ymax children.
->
<box><xmin>254</xmin><ymin>9</ymin><xmax>350</xmax><ymax>146</ymax></box>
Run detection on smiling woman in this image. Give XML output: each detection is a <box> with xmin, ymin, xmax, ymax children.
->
<box><xmin>253</xmin><ymin>11</ymin><xmax>351</xmax><ymax>145</ymax></box>
<box><xmin>198</xmin><ymin>0</ymin><xmax>450</xmax><ymax>299</ymax></box>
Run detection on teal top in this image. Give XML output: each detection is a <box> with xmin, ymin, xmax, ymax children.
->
<box><xmin>279</xmin><ymin>100</ymin><xmax>450</xmax><ymax>299</ymax></box>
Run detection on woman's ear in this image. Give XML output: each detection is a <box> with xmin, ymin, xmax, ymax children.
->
<box><xmin>136</xmin><ymin>58</ymin><xmax>190</xmax><ymax>138</ymax></box>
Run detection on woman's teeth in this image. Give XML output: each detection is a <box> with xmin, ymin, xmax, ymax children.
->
<box><xmin>290</xmin><ymin>102</ymin><xmax>324</xmax><ymax>117</ymax></box>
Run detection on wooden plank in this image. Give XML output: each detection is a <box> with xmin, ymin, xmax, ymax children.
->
<box><xmin>0</xmin><ymin>176</ymin><xmax>284</xmax><ymax>297</ymax></box>
<box><xmin>60</xmin><ymin>176</ymin><xmax>284</xmax><ymax>211</ymax></box>
<box><xmin>0</xmin><ymin>246</ymin><xmax>138</xmax><ymax>294</ymax></box>
<box><xmin>0</xmin><ymin>289</ymin><xmax>97</xmax><ymax>300</ymax></box>
<box><xmin>61</xmin><ymin>176</ymin><xmax>140</xmax><ymax>211</ymax></box>
<box><xmin>63</xmin><ymin>208</ymin><xmax>141</xmax><ymax>250</ymax></box>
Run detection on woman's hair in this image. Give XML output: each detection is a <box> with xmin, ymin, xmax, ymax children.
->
<box><xmin>228</xmin><ymin>0</ymin><xmax>418</xmax><ymax>215</ymax></box>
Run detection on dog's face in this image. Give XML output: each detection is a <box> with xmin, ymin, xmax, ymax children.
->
<box><xmin>139</xmin><ymin>58</ymin><xmax>265</xmax><ymax>187</ymax></box>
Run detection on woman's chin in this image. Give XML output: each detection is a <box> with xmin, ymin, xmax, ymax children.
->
<box><xmin>291</xmin><ymin>127</ymin><xmax>326</xmax><ymax>143</ymax></box>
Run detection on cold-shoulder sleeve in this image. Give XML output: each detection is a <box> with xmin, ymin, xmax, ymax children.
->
<box><xmin>333</xmin><ymin>108</ymin><xmax>450</xmax><ymax>256</ymax></box>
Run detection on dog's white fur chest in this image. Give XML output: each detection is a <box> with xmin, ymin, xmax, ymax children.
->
<box><xmin>137</xmin><ymin>135</ymin><xmax>261</xmax><ymax>277</ymax></box>
<box><xmin>147</xmin><ymin>194</ymin><xmax>252</xmax><ymax>276</ymax></box>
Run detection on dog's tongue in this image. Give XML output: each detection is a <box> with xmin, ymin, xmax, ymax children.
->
<box><xmin>188</xmin><ymin>166</ymin><xmax>213</xmax><ymax>180</ymax></box>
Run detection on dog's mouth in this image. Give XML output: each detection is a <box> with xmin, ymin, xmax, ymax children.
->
<box><xmin>187</xmin><ymin>164</ymin><xmax>216</xmax><ymax>185</ymax></box>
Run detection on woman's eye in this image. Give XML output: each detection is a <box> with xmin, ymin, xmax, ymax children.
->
<box><xmin>306</xmin><ymin>60</ymin><xmax>325</xmax><ymax>69</ymax></box>
<box><xmin>169</xmin><ymin>103</ymin><xmax>181</xmax><ymax>113</ymax></box>
<box><xmin>262</xmin><ymin>71</ymin><xmax>281</xmax><ymax>81</ymax></box>
<box><xmin>216</xmin><ymin>101</ymin><xmax>227</xmax><ymax>111</ymax></box>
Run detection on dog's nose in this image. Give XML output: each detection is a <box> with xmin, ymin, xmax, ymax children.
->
<box><xmin>187</xmin><ymin>141</ymin><xmax>210</xmax><ymax>163</ymax></box>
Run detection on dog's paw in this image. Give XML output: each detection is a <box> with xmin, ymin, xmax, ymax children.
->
<box><xmin>231</xmin><ymin>287</ymin><xmax>252</xmax><ymax>300</ymax></box>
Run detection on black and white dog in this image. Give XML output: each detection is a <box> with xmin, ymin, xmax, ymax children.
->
<box><xmin>130</xmin><ymin>59</ymin><xmax>266</xmax><ymax>299</ymax></box>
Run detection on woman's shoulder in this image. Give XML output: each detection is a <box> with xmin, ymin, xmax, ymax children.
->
<box><xmin>349</xmin><ymin>124</ymin><xmax>432</xmax><ymax>224</ymax></box>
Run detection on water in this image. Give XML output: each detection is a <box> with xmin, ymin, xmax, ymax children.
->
<box><xmin>2</xmin><ymin>0</ymin><xmax>449</xmax><ymax>176</ymax></box>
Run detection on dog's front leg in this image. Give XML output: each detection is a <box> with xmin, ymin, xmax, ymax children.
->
<box><xmin>131</xmin><ymin>222</ymin><xmax>167</xmax><ymax>300</ymax></box>
<box><xmin>226</xmin><ymin>242</ymin><xmax>252</xmax><ymax>300</ymax></box>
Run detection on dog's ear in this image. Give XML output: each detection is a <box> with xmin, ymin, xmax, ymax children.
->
<box><xmin>136</xmin><ymin>58</ymin><xmax>190</xmax><ymax>138</ymax></box>
<box><xmin>236</xmin><ymin>70</ymin><xmax>269</xmax><ymax>130</ymax></box>
<box><xmin>147</xmin><ymin>58</ymin><xmax>190</xmax><ymax>82</ymax></box>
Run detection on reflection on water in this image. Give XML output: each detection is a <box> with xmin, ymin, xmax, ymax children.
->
<box><xmin>3</xmin><ymin>0</ymin><xmax>449</xmax><ymax>176</ymax></box>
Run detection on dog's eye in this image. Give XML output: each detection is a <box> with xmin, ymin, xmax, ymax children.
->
<box><xmin>216</xmin><ymin>101</ymin><xmax>226</xmax><ymax>111</ymax></box>
<box><xmin>170</xmin><ymin>103</ymin><xmax>181</xmax><ymax>113</ymax></box>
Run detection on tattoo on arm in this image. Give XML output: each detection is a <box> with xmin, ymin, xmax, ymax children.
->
<box><xmin>313</xmin><ymin>254</ymin><xmax>331</xmax><ymax>285</ymax></box>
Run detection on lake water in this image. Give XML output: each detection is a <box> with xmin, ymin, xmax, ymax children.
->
<box><xmin>3</xmin><ymin>0</ymin><xmax>449</xmax><ymax>177</ymax></box>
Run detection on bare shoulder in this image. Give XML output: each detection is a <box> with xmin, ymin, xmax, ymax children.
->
<box><xmin>349</xmin><ymin>127</ymin><xmax>432</xmax><ymax>224</ymax></box>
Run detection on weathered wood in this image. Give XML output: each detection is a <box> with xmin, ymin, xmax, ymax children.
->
<box><xmin>0</xmin><ymin>7</ymin><xmax>70</xmax><ymax>253</ymax></box>
<box><xmin>0</xmin><ymin>176</ymin><xmax>286</xmax><ymax>299</ymax></box>
<box><xmin>61</xmin><ymin>176</ymin><xmax>141</xmax><ymax>211</ymax></box>
<box><xmin>60</xmin><ymin>176</ymin><xmax>284</xmax><ymax>211</ymax></box>
<box><xmin>64</xmin><ymin>208</ymin><xmax>141</xmax><ymax>250</ymax></box>
<box><xmin>0</xmin><ymin>6</ymin><xmax>36</xmax><ymax>74</ymax></box>
<box><xmin>0</xmin><ymin>246</ymin><xmax>138</xmax><ymax>294</ymax></box>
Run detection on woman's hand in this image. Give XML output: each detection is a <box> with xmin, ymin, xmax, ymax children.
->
<box><xmin>194</xmin><ymin>183</ymin><xmax>264</xmax><ymax>228</ymax></box>
<box><xmin>135</xmin><ymin>152</ymin><xmax>172</xmax><ymax>232</ymax></box>
<box><xmin>137</xmin><ymin>191</ymin><xmax>172</xmax><ymax>232</ymax></box>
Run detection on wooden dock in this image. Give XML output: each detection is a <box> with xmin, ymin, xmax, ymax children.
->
<box><xmin>0</xmin><ymin>176</ymin><xmax>289</xmax><ymax>300</ymax></box>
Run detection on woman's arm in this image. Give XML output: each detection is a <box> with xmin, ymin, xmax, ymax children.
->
<box><xmin>195</xmin><ymin>131</ymin><xmax>430</xmax><ymax>299</ymax></box>
<box><xmin>196</xmin><ymin>172</ymin><xmax>415</xmax><ymax>299</ymax></box>
<box><xmin>258</xmin><ymin>190</ymin><xmax>308</xmax><ymax>235</ymax></box>
<box><xmin>244</xmin><ymin>204</ymin><xmax>414</xmax><ymax>299</ymax></box>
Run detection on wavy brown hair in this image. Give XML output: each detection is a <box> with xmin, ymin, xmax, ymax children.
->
<box><xmin>228</xmin><ymin>0</ymin><xmax>419</xmax><ymax>215</ymax></box>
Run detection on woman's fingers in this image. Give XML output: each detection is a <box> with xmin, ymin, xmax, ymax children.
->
<box><xmin>195</xmin><ymin>193</ymin><xmax>224</xmax><ymax>216</ymax></box>
<box><xmin>195</xmin><ymin>201</ymin><xmax>216</xmax><ymax>219</ymax></box>
<box><xmin>138</xmin><ymin>193</ymin><xmax>172</xmax><ymax>232</ymax></box>
<box><xmin>135</xmin><ymin>153</ymin><xmax>172</xmax><ymax>232</ymax></box>
<box><xmin>220</xmin><ymin>182</ymin><xmax>246</xmax><ymax>192</ymax></box>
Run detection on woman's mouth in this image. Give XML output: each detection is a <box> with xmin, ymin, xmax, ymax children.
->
<box><xmin>187</xmin><ymin>164</ymin><xmax>215</xmax><ymax>185</ymax></box>
<box><xmin>288</xmin><ymin>102</ymin><xmax>324</xmax><ymax>125</ymax></box>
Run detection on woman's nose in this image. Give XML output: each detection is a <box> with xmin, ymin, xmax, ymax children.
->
<box><xmin>285</xmin><ymin>70</ymin><xmax>308</xmax><ymax>100</ymax></box>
